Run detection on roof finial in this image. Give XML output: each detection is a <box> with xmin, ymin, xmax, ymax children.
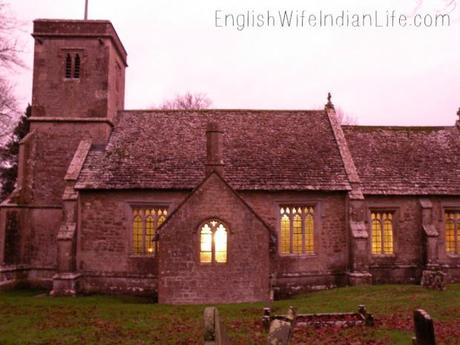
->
<box><xmin>326</xmin><ymin>92</ymin><xmax>334</xmax><ymax>109</ymax></box>
<box><xmin>84</xmin><ymin>0</ymin><xmax>89</xmax><ymax>20</ymax></box>
<box><xmin>457</xmin><ymin>107</ymin><xmax>460</xmax><ymax>128</ymax></box>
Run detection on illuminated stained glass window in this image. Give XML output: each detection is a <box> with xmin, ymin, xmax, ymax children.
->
<box><xmin>280</xmin><ymin>209</ymin><xmax>290</xmax><ymax>255</ymax></box>
<box><xmin>445</xmin><ymin>211</ymin><xmax>460</xmax><ymax>255</ymax></box>
<box><xmin>279</xmin><ymin>206</ymin><xmax>315</xmax><ymax>256</ymax></box>
<box><xmin>371</xmin><ymin>212</ymin><xmax>394</xmax><ymax>255</ymax></box>
<box><xmin>132</xmin><ymin>211</ymin><xmax>143</xmax><ymax>255</ymax></box>
<box><xmin>200</xmin><ymin>224</ymin><xmax>212</xmax><ymax>263</ymax></box>
<box><xmin>131</xmin><ymin>207</ymin><xmax>168</xmax><ymax>256</ymax></box>
<box><xmin>199</xmin><ymin>220</ymin><xmax>228</xmax><ymax>264</ymax></box>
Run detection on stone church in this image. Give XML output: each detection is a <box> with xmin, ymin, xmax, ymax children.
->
<box><xmin>0</xmin><ymin>19</ymin><xmax>459</xmax><ymax>304</ymax></box>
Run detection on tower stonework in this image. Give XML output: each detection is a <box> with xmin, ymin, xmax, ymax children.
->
<box><xmin>0</xmin><ymin>20</ymin><xmax>127</xmax><ymax>289</ymax></box>
<box><xmin>32</xmin><ymin>19</ymin><xmax>127</xmax><ymax>119</ymax></box>
<box><xmin>27</xmin><ymin>20</ymin><xmax>127</xmax><ymax>205</ymax></box>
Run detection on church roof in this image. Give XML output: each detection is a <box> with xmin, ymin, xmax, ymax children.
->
<box><xmin>343</xmin><ymin>125</ymin><xmax>460</xmax><ymax>195</ymax></box>
<box><xmin>76</xmin><ymin>109</ymin><xmax>351</xmax><ymax>191</ymax></box>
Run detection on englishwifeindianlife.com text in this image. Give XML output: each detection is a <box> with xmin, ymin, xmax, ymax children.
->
<box><xmin>214</xmin><ymin>9</ymin><xmax>451</xmax><ymax>31</ymax></box>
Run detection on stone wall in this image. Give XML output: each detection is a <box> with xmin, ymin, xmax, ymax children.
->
<box><xmin>77</xmin><ymin>190</ymin><xmax>187</xmax><ymax>294</ymax></box>
<box><xmin>0</xmin><ymin>206</ymin><xmax>60</xmax><ymax>287</ymax></box>
<box><xmin>365</xmin><ymin>195</ymin><xmax>460</xmax><ymax>284</ymax></box>
<box><xmin>28</xmin><ymin>208</ymin><xmax>62</xmax><ymax>269</ymax></box>
<box><xmin>4</xmin><ymin>177</ymin><xmax>460</xmax><ymax>297</ymax></box>
<box><xmin>241</xmin><ymin>191</ymin><xmax>349</xmax><ymax>296</ymax></box>
<box><xmin>26</xmin><ymin>122</ymin><xmax>111</xmax><ymax>206</ymax></box>
<box><xmin>2</xmin><ymin>209</ymin><xmax>22</xmax><ymax>265</ymax></box>
<box><xmin>158</xmin><ymin>174</ymin><xmax>270</xmax><ymax>304</ymax></box>
<box><xmin>431</xmin><ymin>196</ymin><xmax>460</xmax><ymax>281</ymax></box>
<box><xmin>365</xmin><ymin>196</ymin><xmax>423</xmax><ymax>284</ymax></box>
<box><xmin>77</xmin><ymin>188</ymin><xmax>347</xmax><ymax>299</ymax></box>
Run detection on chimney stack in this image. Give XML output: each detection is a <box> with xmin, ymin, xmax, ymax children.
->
<box><xmin>206</xmin><ymin>122</ymin><xmax>224</xmax><ymax>176</ymax></box>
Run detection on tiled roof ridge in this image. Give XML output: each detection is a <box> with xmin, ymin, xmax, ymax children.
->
<box><xmin>121</xmin><ymin>109</ymin><xmax>324</xmax><ymax>113</ymax></box>
<box><xmin>343</xmin><ymin>125</ymin><xmax>452</xmax><ymax>130</ymax></box>
<box><xmin>325</xmin><ymin>107</ymin><xmax>362</xmax><ymax>187</ymax></box>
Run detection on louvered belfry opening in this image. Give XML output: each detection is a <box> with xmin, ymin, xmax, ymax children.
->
<box><xmin>73</xmin><ymin>54</ymin><xmax>81</xmax><ymax>78</ymax></box>
<box><xmin>64</xmin><ymin>53</ymin><xmax>81</xmax><ymax>79</ymax></box>
<box><xmin>65</xmin><ymin>54</ymin><xmax>72</xmax><ymax>78</ymax></box>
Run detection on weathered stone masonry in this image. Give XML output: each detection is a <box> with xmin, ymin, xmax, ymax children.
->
<box><xmin>1</xmin><ymin>19</ymin><xmax>459</xmax><ymax>303</ymax></box>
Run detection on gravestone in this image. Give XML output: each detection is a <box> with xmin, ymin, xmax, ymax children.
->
<box><xmin>204</xmin><ymin>307</ymin><xmax>230</xmax><ymax>345</ymax></box>
<box><xmin>412</xmin><ymin>309</ymin><xmax>436</xmax><ymax>345</ymax></box>
<box><xmin>421</xmin><ymin>270</ymin><xmax>446</xmax><ymax>291</ymax></box>
<box><xmin>267</xmin><ymin>306</ymin><xmax>296</xmax><ymax>345</ymax></box>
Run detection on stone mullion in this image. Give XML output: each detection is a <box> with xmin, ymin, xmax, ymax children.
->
<box><xmin>456</xmin><ymin>219</ymin><xmax>460</xmax><ymax>254</ymax></box>
<box><xmin>211</xmin><ymin>224</ymin><xmax>217</xmax><ymax>263</ymax></box>
<box><xmin>289</xmin><ymin>209</ymin><xmax>293</xmax><ymax>254</ymax></box>
<box><xmin>212</xmin><ymin>229</ymin><xmax>215</xmax><ymax>263</ymax></box>
<box><xmin>141</xmin><ymin>210</ymin><xmax>146</xmax><ymax>256</ymax></box>
<box><xmin>301</xmin><ymin>210</ymin><xmax>306</xmax><ymax>255</ymax></box>
<box><xmin>153</xmin><ymin>212</ymin><xmax>159</xmax><ymax>254</ymax></box>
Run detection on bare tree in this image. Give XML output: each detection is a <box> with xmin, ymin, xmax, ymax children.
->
<box><xmin>336</xmin><ymin>107</ymin><xmax>358</xmax><ymax>125</ymax></box>
<box><xmin>0</xmin><ymin>79</ymin><xmax>18</xmax><ymax>135</ymax></box>
<box><xmin>158</xmin><ymin>92</ymin><xmax>212</xmax><ymax>110</ymax></box>
<box><xmin>0</xmin><ymin>1</ymin><xmax>23</xmax><ymax>198</ymax></box>
<box><xmin>0</xmin><ymin>2</ymin><xmax>23</xmax><ymax>70</ymax></box>
<box><xmin>0</xmin><ymin>1</ymin><xmax>22</xmax><ymax>136</ymax></box>
<box><xmin>0</xmin><ymin>104</ymin><xmax>30</xmax><ymax>201</ymax></box>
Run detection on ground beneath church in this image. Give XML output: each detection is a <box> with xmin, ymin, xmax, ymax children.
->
<box><xmin>0</xmin><ymin>285</ymin><xmax>459</xmax><ymax>345</ymax></box>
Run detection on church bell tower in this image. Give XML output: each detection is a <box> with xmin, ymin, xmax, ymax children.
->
<box><xmin>0</xmin><ymin>20</ymin><xmax>128</xmax><ymax>287</ymax></box>
<box><xmin>31</xmin><ymin>19</ymin><xmax>127</xmax><ymax>120</ymax></box>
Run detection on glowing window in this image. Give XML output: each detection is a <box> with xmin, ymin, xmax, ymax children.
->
<box><xmin>131</xmin><ymin>207</ymin><xmax>168</xmax><ymax>256</ymax></box>
<box><xmin>279</xmin><ymin>206</ymin><xmax>315</xmax><ymax>256</ymax></box>
<box><xmin>199</xmin><ymin>220</ymin><xmax>228</xmax><ymax>264</ymax></box>
<box><xmin>445</xmin><ymin>211</ymin><xmax>460</xmax><ymax>255</ymax></box>
<box><xmin>371</xmin><ymin>212</ymin><xmax>394</xmax><ymax>255</ymax></box>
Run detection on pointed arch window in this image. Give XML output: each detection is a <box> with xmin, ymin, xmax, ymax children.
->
<box><xmin>279</xmin><ymin>206</ymin><xmax>315</xmax><ymax>256</ymax></box>
<box><xmin>131</xmin><ymin>207</ymin><xmax>168</xmax><ymax>256</ymax></box>
<box><xmin>445</xmin><ymin>211</ymin><xmax>460</xmax><ymax>255</ymax></box>
<box><xmin>371</xmin><ymin>211</ymin><xmax>394</xmax><ymax>255</ymax></box>
<box><xmin>199</xmin><ymin>220</ymin><xmax>228</xmax><ymax>263</ymax></box>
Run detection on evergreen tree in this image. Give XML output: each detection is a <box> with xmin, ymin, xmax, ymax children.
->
<box><xmin>0</xmin><ymin>104</ymin><xmax>31</xmax><ymax>201</ymax></box>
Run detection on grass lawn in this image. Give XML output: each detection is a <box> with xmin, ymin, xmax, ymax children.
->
<box><xmin>0</xmin><ymin>285</ymin><xmax>459</xmax><ymax>345</ymax></box>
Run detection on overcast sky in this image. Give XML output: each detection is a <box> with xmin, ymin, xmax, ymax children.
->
<box><xmin>4</xmin><ymin>0</ymin><xmax>460</xmax><ymax>125</ymax></box>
